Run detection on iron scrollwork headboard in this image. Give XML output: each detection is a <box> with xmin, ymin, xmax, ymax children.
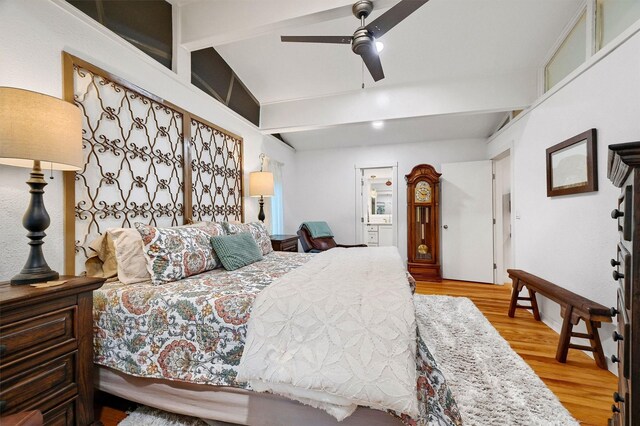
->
<box><xmin>62</xmin><ymin>53</ymin><xmax>244</xmax><ymax>274</ymax></box>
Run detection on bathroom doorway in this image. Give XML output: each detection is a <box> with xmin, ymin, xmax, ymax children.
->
<box><xmin>354</xmin><ymin>165</ymin><xmax>398</xmax><ymax>247</ymax></box>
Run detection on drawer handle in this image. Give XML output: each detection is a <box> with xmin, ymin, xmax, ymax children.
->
<box><xmin>612</xmin><ymin>404</ymin><xmax>621</xmax><ymax>413</ymax></box>
<box><xmin>614</xmin><ymin>392</ymin><xmax>625</xmax><ymax>403</ymax></box>
<box><xmin>0</xmin><ymin>344</ymin><xmax>5</xmax><ymax>356</ymax></box>
<box><xmin>610</xmin><ymin>259</ymin><xmax>620</xmax><ymax>267</ymax></box>
<box><xmin>0</xmin><ymin>400</ymin><xmax>5</xmax><ymax>414</ymax></box>
<box><xmin>611</xmin><ymin>355</ymin><xmax>620</xmax><ymax>363</ymax></box>
<box><xmin>610</xmin><ymin>307</ymin><xmax>619</xmax><ymax>317</ymax></box>
<box><xmin>611</xmin><ymin>209</ymin><xmax>624</xmax><ymax>219</ymax></box>
<box><xmin>612</xmin><ymin>270</ymin><xmax>625</xmax><ymax>280</ymax></box>
<box><xmin>613</xmin><ymin>331</ymin><xmax>624</xmax><ymax>342</ymax></box>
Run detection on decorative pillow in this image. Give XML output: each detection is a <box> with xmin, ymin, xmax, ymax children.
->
<box><xmin>222</xmin><ymin>222</ymin><xmax>273</xmax><ymax>255</ymax></box>
<box><xmin>210</xmin><ymin>233</ymin><xmax>263</xmax><ymax>271</ymax></box>
<box><xmin>85</xmin><ymin>233</ymin><xmax>118</xmax><ymax>279</ymax></box>
<box><xmin>109</xmin><ymin>227</ymin><xmax>151</xmax><ymax>284</ymax></box>
<box><xmin>135</xmin><ymin>223</ymin><xmax>221</xmax><ymax>284</ymax></box>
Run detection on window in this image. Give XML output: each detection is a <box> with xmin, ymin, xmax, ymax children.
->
<box><xmin>191</xmin><ymin>48</ymin><xmax>261</xmax><ymax>126</ymax></box>
<box><xmin>66</xmin><ymin>1</ymin><xmax>173</xmax><ymax>69</ymax></box>
<box><xmin>545</xmin><ymin>12</ymin><xmax>587</xmax><ymax>92</ymax></box>
<box><xmin>267</xmin><ymin>159</ymin><xmax>284</xmax><ymax>235</ymax></box>
<box><xmin>597</xmin><ymin>0</ymin><xmax>640</xmax><ymax>50</ymax></box>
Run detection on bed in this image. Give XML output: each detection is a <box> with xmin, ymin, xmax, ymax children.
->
<box><xmin>92</xmin><ymin>250</ymin><xmax>461</xmax><ymax>425</ymax></box>
<box><xmin>61</xmin><ymin>54</ymin><xmax>461</xmax><ymax>425</ymax></box>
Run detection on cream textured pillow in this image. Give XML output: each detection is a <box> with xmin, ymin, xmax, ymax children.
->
<box><xmin>222</xmin><ymin>222</ymin><xmax>273</xmax><ymax>255</ymax></box>
<box><xmin>85</xmin><ymin>233</ymin><xmax>118</xmax><ymax>279</ymax></box>
<box><xmin>109</xmin><ymin>227</ymin><xmax>151</xmax><ymax>284</ymax></box>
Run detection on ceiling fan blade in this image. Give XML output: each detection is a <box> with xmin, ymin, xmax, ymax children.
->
<box><xmin>365</xmin><ymin>0</ymin><xmax>429</xmax><ymax>39</ymax></box>
<box><xmin>361</xmin><ymin>48</ymin><xmax>385</xmax><ymax>82</ymax></box>
<box><xmin>280</xmin><ymin>35</ymin><xmax>352</xmax><ymax>44</ymax></box>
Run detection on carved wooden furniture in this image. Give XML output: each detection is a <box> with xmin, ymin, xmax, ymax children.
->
<box><xmin>507</xmin><ymin>269</ymin><xmax>612</xmax><ymax>369</ymax></box>
<box><xmin>270</xmin><ymin>234</ymin><xmax>299</xmax><ymax>252</ymax></box>
<box><xmin>0</xmin><ymin>276</ymin><xmax>105</xmax><ymax>425</ymax></box>
<box><xmin>405</xmin><ymin>164</ymin><xmax>442</xmax><ymax>282</ymax></box>
<box><xmin>607</xmin><ymin>142</ymin><xmax>639</xmax><ymax>426</ymax></box>
<box><xmin>0</xmin><ymin>410</ymin><xmax>44</xmax><ymax>426</ymax></box>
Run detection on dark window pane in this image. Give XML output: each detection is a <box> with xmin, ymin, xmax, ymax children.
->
<box><xmin>67</xmin><ymin>1</ymin><xmax>100</xmax><ymax>21</ymax></box>
<box><xmin>228</xmin><ymin>82</ymin><xmax>260</xmax><ymax>126</ymax></box>
<box><xmin>191</xmin><ymin>48</ymin><xmax>232</xmax><ymax>102</ymax></box>
<box><xmin>66</xmin><ymin>0</ymin><xmax>173</xmax><ymax>69</ymax></box>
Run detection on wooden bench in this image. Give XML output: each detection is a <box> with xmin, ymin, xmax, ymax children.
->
<box><xmin>507</xmin><ymin>269</ymin><xmax>613</xmax><ymax>369</ymax></box>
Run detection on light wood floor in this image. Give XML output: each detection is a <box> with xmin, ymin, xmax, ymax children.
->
<box><xmin>416</xmin><ymin>279</ymin><xmax>617</xmax><ymax>426</ymax></box>
<box><xmin>96</xmin><ymin>280</ymin><xmax>617</xmax><ymax>425</ymax></box>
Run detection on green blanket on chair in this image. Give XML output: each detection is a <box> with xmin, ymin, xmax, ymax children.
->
<box><xmin>301</xmin><ymin>221</ymin><xmax>334</xmax><ymax>238</ymax></box>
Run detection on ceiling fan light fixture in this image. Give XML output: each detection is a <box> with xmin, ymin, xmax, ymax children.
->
<box><xmin>375</xmin><ymin>41</ymin><xmax>384</xmax><ymax>53</ymax></box>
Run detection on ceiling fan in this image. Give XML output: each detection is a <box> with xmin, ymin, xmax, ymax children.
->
<box><xmin>280</xmin><ymin>0</ymin><xmax>429</xmax><ymax>82</ymax></box>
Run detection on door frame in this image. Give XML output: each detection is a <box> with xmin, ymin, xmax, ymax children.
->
<box><xmin>492</xmin><ymin>148</ymin><xmax>514</xmax><ymax>285</ymax></box>
<box><xmin>354</xmin><ymin>163</ymin><xmax>399</xmax><ymax>246</ymax></box>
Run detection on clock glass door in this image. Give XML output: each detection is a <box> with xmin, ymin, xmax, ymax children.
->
<box><xmin>414</xmin><ymin>205</ymin><xmax>432</xmax><ymax>260</ymax></box>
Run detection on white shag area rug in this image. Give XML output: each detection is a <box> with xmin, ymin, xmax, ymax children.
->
<box><xmin>119</xmin><ymin>295</ymin><xmax>578</xmax><ymax>426</ymax></box>
<box><xmin>415</xmin><ymin>295</ymin><xmax>578</xmax><ymax>426</ymax></box>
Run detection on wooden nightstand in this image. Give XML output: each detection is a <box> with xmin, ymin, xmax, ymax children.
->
<box><xmin>0</xmin><ymin>276</ymin><xmax>105</xmax><ymax>425</ymax></box>
<box><xmin>270</xmin><ymin>234</ymin><xmax>299</xmax><ymax>252</ymax></box>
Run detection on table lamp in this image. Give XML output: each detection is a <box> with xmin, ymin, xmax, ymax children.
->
<box><xmin>0</xmin><ymin>87</ymin><xmax>83</xmax><ymax>285</ymax></box>
<box><xmin>249</xmin><ymin>167</ymin><xmax>274</xmax><ymax>222</ymax></box>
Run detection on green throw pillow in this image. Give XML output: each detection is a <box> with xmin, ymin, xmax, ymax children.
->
<box><xmin>210</xmin><ymin>233</ymin><xmax>263</xmax><ymax>271</ymax></box>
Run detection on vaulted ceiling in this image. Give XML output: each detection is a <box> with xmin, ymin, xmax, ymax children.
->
<box><xmin>173</xmin><ymin>0</ymin><xmax>583</xmax><ymax>150</ymax></box>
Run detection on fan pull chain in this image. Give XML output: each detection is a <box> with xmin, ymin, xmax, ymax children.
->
<box><xmin>50</xmin><ymin>162</ymin><xmax>54</xmax><ymax>180</ymax></box>
<box><xmin>361</xmin><ymin>60</ymin><xmax>365</xmax><ymax>89</ymax></box>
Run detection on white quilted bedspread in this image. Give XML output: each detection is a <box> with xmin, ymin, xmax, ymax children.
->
<box><xmin>237</xmin><ymin>247</ymin><xmax>419</xmax><ymax>421</ymax></box>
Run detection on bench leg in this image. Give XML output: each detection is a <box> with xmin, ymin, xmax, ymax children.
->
<box><xmin>527</xmin><ymin>288</ymin><xmax>541</xmax><ymax>321</ymax></box>
<box><xmin>556</xmin><ymin>305</ymin><xmax>574</xmax><ymax>363</ymax></box>
<box><xmin>585</xmin><ymin>320</ymin><xmax>607</xmax><ymax>369</ymax></box>
<box><xmin>508</xmin><ymin>279</ymin><xmax>520</xmax><ymax>318</ymax></box>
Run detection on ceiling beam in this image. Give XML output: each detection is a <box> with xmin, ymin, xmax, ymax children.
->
<box><xmin>259</xmin><ymin>70</ymin><xmax>537</xmax><ymax>133</ymax></box>
<box><xmin>179</xmin><ymin>0</ymin><xmax>397</xmax><ymax>50</ymax></box>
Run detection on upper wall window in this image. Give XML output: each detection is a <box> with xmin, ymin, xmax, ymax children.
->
<box><xmin>544</xmin><ymin>11</ymin><xmax>587</xmax><ymax>92</ymax></box>
<box><xmin>597</xmin><ymin>0</ymin><xmax>640</xmax><ymax>50</ymax></box>
<box><xmin>191</xmin><ymin>48</ymin><xmax>260</xmax><ymax>126</ymax></box>
<box><xmin>66</xmin><ymin>1</ymin><xmax>173</xmax><ymax>69</ymax></box>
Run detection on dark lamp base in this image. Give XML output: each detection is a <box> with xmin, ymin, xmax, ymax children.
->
<box><xmin>10</xmin><ymin>160</ymin><xmax>59</xmax><ymax>286</ymax></box>
<box><xmin>11</xmin><ymin>269</ymin><xmax>59</xmax><ymax>285</ymax></box>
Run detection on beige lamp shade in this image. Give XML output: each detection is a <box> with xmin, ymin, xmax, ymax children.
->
<box><xmin>0</xmin><ymin>87</ymin><xmax>83</xmax><ymax>171</ymax></box>
<box><xmin>249</xmin><ymin>171</ymin><xmax>274</xmax><ymax>197</ymax></box>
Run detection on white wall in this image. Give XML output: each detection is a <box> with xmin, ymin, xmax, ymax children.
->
<box><xmin>288</xmin><ymin>138</ymin><xmax>487</xmax><ymax>260</ymax></box>
<box><xmin>487</xmin><ymin>28</ymin><xmax>640</xmax><ymax>371</ymax></box>
<box><xmin>0</xmin><ymin>0</ymin><xmax>294</xmax><ymax>280</ymax></box>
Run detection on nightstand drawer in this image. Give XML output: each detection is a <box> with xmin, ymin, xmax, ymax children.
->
<box><xmin>43</xmin><ymin>398</ymin><xmax>75</xmax><ymax>426</ymax></box>
<box><xmin>280</xmin><ymin>241</ymin><xmax>298</xmax><ymax>252</ymax></box>
<box><xmin>0</xmin><ymin>351</ymin><xmax>77</xmax><ymax>415</ymax></box>
<box><xmin>0</xmin><ymin>306</ymin><xmax>76</xmax><ymax>363</ymax></box>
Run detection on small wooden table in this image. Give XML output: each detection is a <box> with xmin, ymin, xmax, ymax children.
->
<box><xmin>270</xmin><ymin>234</ymin><xmax>299</xmax><ymax>252</ymax></box>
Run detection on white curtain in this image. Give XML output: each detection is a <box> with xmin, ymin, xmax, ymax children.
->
<box><xmin>266</xmin><ymin>157</ymin><xmax>284</xmax><ymax>234</ymax></box>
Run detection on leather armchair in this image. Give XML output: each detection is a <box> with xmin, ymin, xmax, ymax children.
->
<box><xmin>297</xmin><ymin>226</ymin><xmax>367</xmax><ymax>253</ymax></box>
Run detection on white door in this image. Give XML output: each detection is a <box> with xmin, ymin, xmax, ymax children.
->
<box><xmin>441</xmin><ymin>160</ymin><xmax>494</xmax><ymax>283</ymax></box>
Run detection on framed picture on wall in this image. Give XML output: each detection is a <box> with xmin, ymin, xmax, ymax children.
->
<box><xmin>546</xmin><ymin>128</ymin><xmax>597</xmax><ymax>197</ymax></box>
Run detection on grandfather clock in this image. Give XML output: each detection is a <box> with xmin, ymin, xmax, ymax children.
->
<box><xmin>405</xmin><ymin>164</ymin><xmax>442</xmax><ymax>282</ymax></box>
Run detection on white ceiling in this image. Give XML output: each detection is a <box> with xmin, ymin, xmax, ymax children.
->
<box><xmin>282</xmin><ymin>111</ymin><xmax>504</xmax><ymax>150</ymax></box>
<box><xmin>177</xmin><ymin>0</ymin><xmax>584</xmax><ymax>149</ymax></box>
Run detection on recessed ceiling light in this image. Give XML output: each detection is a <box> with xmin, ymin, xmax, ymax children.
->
<box><xmin>375</xmin><ymin>42</ymin><xmax>384</xmax><ymax>53</ymax></box>
<box><xmin>372</xmin><ymin>120</ymin><xmax>384</xmax><ymax>129</ymax></box>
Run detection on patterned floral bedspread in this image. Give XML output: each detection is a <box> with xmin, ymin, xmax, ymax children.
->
<box><xmin>93</xmin><ymin>251</ymin><xmax>461</xmax><ymax>425</ymax></box>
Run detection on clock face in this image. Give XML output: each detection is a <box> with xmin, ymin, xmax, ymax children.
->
<box><xmin>415</xmin><ymin>181</ymin><xmax>432</xmax><ymax>203</ymax></box>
